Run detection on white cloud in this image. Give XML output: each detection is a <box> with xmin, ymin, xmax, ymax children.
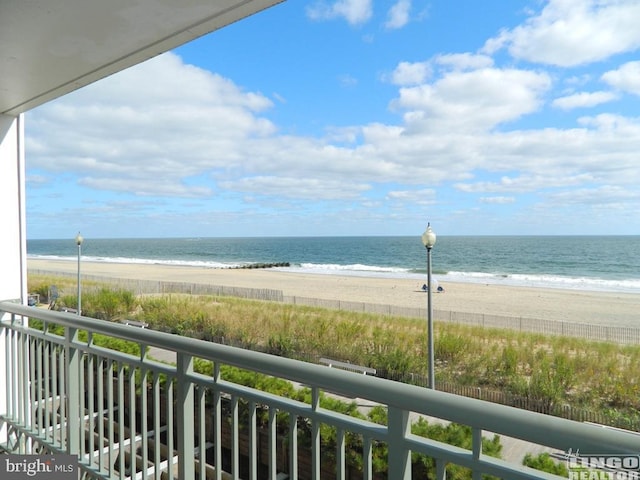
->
<box><xmin>577</xmin><ymin>113</ymin><xmax>640</xmax><ymax>134</ymax></box>
<box><xmin>455</xmin><ymin>170</ymin><xmax>594</xmax><ymax>194</ymax></box>
<box><xmin>25</xmin><ymin>47</ymin><xmax>640</xmax><ymax>236</ymax></box>
<box><xmin>338</xmin><ymin>74</ymin><xmax>358</xmax><ymax>87</ymax></box>
<box><xmin>385</xmin><ymin>0</ymin><xmax>411</xmax><ymax>30</ymax></box>
<box><xmin>221</xmin><ymin>176</ymin><xmax>370</xmax><ymax>200</ymax></box>
<box><xmin>79</xmin><ymin>177</ymin><xmax>213</xmax><ymax>198</ymax></box>
<box><xmin>27</xmin><ymin>53</ymin><xmax>276</xmax><ymax>196</ymax></box>
<box><xmin>306</xmin><ymin>0</ymin><xmax>372</xmax><ymax>25</ymax></box>
<box><xmin>483</xmin><ymin>0</ymin><xmax>640</xmax><ymax>66</ymax></box>
<box><xmin>552</xmin><ymin>91</ymin><xmax>618</xmax><ymax>110</ymax></box>
<box><xmin>601</xmin><ymin>61</ymin><xmax>640</xmax><ymax>96</ymax></box>
<box><xmin>388</xmin><ymin>61</ymin><xmax>431</xmax><ymax>86</ymax></box>
<box><xmin>479</xmin><ymin>196</ymin><xmax>515</xmax><ymax>204</ymax></box>
<box><xmin>386</xmin><ymin>188</ymin><xmax>436</xmax><ymax>205</ymax></box>
<box><xmin>456</xmin><ymin>173</ymin><xmax>595</xmax><ymax>194</ymax></box>
<box><xmin>25</xmin><ymin>174</ymin><xmax>49</xmax><ymax>186</ymax></box>
<box><xmin>391</xmin><ymin>67</ymin><xmax>551</xmax><ymax>133</ymax></box>
<box><xmin>564</xmin><ymin>74</ymin><xmax>592</xmax><ymax>87</ymax></box>
<box><xmin>27</xmin><ymin>50</ymin><xmax>640</xmax><ymax>208</ymax></box>
<box><xmin>434</xmin><ymin>53</ymin><xmax>494</xmax><ymax>71</ymax></box>
<box><xmin>24</xmin><ymin>1</ymin><xmax>640</xmax><ymax>237</ymax></box>
<box><xmin>545</xmin><ymin>185</ymin><xmax>640</xmax><ymax>206</ymax></box>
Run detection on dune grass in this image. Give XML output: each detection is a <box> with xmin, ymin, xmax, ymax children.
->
<box><xmin>129</xmin><ymin>293</ymin><xmax>640</xmax><ymax>419</ymax></box>
<box><xmin>29</xmin><ymin>275</ymin><xmax>640</xmax><ymax>426</ymax></box>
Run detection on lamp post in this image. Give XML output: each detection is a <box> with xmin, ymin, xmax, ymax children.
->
<box><xmin>421</xmin><ymin>223</ymin><xmax>436</xmax><ymax>389</ymax></box>
<box><xmin>75</xmin><ymin>232</ymin><xmax>83</xmax><ymax>316</ymax></box>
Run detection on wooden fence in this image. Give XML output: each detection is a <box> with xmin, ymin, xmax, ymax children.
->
<box><xmin>30</xmin><ymin>269</ymin><xmax>283</xmax><ymax>302</ymax></box>
<box><xmin>288</xmin><ymin>295</ymin><xmax>640</xmax><ymax>345</ymax></box>
<box><xmin>375</xmin><ymin>372</ymin><xmax>640</xmax><ymax>432</ymax></box>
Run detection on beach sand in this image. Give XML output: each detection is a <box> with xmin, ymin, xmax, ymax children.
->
<box><xmin>28</xmin><ymin>258</ymin><xmax>640</xmax><ymax>327</ymax></box>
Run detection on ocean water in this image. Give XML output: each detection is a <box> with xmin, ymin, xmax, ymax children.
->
<box><xmin>27</xmin><ymin>236</ymin><xmax>640</xmax><ymax>293</ymax></box>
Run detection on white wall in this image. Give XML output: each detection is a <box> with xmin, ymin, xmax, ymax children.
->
<box><xmin>0</xmin><ymin>114</ymin><xmax>27</xmax><ymax>303</ymax></box>
<box><xmin>0</xmin><ymin>113</ymin><xmax>27</xmax><ymax>442</ymax></box>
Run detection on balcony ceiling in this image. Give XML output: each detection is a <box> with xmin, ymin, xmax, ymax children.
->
<box><xmin>0</xmin><ymin>0</ymin><xmax>282</xmax><ymax>115</ymax></box>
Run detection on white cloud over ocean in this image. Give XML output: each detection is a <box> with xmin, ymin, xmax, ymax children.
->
<box><xmin>25</xmin><ymin>0</ymin><xmax>640</xmax><ymax>237</ymax></box>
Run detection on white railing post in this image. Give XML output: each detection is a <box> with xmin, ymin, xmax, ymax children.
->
<box><xmin>177</xmin><ymin>352</ymin><xmax>195</xmax><ymax>479</ymax></box>
<box><xmin>472</xmin><ymin>427</ymin><xmax>483</xmax><ymax>480</ymax></box>
<box><xmin>311</xmin><ymin>387</ymin><xmax>321</xmax><ymax>480</ymax></box>
<box><xmin>65</xmin><ymin>326</ymin><xmax>81</xmax><ymax>456</ymax></box>
<box><xmin>387</xmin><ymin>406</ymin><xmax>411</xmax><ymax>480</ymax></box>
<box><xmin>0</xmin><ymin>323</ymin><xmax>6</xmax><ymax>447</ymax></box>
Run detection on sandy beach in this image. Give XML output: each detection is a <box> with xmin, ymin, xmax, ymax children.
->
<box><xmin>28</xmin><ymin>258</ymin><xmax>640</xmax><ymax>327</ymax></box>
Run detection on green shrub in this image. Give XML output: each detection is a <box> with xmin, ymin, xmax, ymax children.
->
<box><xmin>86</xmin><ymin>287</ymin><xmax>137</xmax><ymax>320</ymax></box>
<box><xmin>528</xmin><ymin>353</ymin><xmax>574</xmax><ymax>409</ymax></box>
<box><xmin>436</xmin><ymin>331</ymin><xmax>467</xmax><ymax>363</ymax></box>
<box><xmin>500</xmin><ymin>345</ymin><xmax>519</xmax><ymax>376</ymax></box>
<box><xmin>523</xmin><ymin>452</ymin><xmax>568</xmax><ymax>476</ymax></box>
<box><xmin>365</xmin><ymin>407</ymin><xmax>502</xmax><ymax>478</ymax></box>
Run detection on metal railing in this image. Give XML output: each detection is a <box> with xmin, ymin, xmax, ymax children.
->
<box><xmin>1</xmin><ymin>301</ymin><xmax>638</xmax><ymax>480</ymax></box>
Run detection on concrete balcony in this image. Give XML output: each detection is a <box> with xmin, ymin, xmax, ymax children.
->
<box><xmin>1</xmin><ymin>301</ymin><xmax>637</xmax><ymax>480</ymax></box>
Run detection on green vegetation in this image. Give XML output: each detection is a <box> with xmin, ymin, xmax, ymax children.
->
<box><xmin>27</xmin><ymin>275</ymin><xmax>640</xmax><ymax>476</ymax></box>
<box><xmin>53</xmin><ymin>286</ymin><xmax>136</xmax><ymax>320</ymax></box>
<box><xmin>192</xmin><ymin>362</ymin><xmax>503</xmax><ymax>478</ymax></box>
<box><xmin>28</xmin><ymin>275</ymin><xmax>640</xmax><ymax>424</ymax></box>
<box><xmin>132</xmin><ymin>294</ymin><xmax>640</xmax><ymax>421</ymax></box>
<box><xmin>28</xmin><ymin>318</ymin><xmax>143</xmax><ymax>357</ymax></box>
<box><xmin>523</xmin><ymin>453</ymin><xmax>568</xmax><ymax>477</ymax></box>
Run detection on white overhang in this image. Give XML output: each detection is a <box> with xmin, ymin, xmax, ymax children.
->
<box><xmin>0</xmin><ymin>0</ymin><xmax>283</xmax><ymax>115</ymax></box>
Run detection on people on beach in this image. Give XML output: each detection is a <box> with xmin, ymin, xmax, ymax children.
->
<box><xmin>422</xmin><ymin>283</ymin><xmax>444</xmax><ymax>293</ymax></box>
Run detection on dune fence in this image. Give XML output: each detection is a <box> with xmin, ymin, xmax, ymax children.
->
<box><xmin>288</xmin><ymin>295</ymin><xmax>640</xmax><ymax>345</ymax></box>
<box><xmin>29</xmin><ymin>269</ymin><xmax>284</xmax><ymax>302</ymax></box>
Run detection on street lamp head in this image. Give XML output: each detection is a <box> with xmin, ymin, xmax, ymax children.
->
<box><xmin>421</xmin><ymin>223</ymin><xmax>436</xmax><ymax>250</ymax></box>
<box><xmin>75</xmin><ymin>232</ymin><xmax>84</xmax><ymax>246</ymax></box>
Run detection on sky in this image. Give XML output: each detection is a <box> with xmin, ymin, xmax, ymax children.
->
<box><xmin>25</xmin><ymin>0</ymin><xmax>640</xmax><ymax>239</ymax></box>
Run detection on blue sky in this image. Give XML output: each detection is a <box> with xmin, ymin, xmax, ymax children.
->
<box><xmin>25</xmin><ymin>0</ymin><xmax>640</xmax><ymax>238</ymax></box>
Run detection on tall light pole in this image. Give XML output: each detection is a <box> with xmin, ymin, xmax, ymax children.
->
<box><xmin>75</xmin><ymin>232</ymin><xmax>83</xmax><ymax>316</ymax></box>
<box><xmin>421</xmin><ymin>223</ymin><xmax>436</xmax><ymax>389</ymax></box>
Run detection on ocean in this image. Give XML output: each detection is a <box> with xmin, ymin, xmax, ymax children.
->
<box><xmin>27</xmin><ymin>236</ymin><xmax>640</xmax><ymax>294</ymax></box>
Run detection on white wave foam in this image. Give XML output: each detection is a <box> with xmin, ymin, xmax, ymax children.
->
<box><xmin>30</xmin><ymin>255</ymin><xmax>640</xmax><ymax>293</ymax></box>
<box><xmin>284</xmin><ymin>266</ymin><xmax>640</xmax><ymax>292</ymax></box>
<box><xmin>445</xmin><ymin>271</ymin><xmax>640</xmax><ymax>293</ymax></box>
<box><xmin>30</xmin><ymin>254</ymin><xmax>242</xmax><ymax>269</ymax></box>
<box><xmin>298</xmin><ymin>262</ymin><xmax>409</xmax><ymax>274</ymax></box>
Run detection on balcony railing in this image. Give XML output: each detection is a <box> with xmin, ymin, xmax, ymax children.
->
<box><xmin>1</xmin><ymin>300</ymin><xmax>638</xmax><ymax>480</ymax></box>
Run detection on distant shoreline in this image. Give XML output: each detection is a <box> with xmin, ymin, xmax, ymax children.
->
<box><xmin>28</xmin><ymin>258</ymin><xmax>640</xmax><ymax>328</ymax></box>
<box><xmin>27</xmin><ymin>235</ymin><xmax>640</xmax><ymax>294</ymax></box>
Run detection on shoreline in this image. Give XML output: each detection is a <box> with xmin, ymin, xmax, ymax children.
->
<box><xmin>28</xmin><ymin>258</ymin><xmax>640</xmax><ymax>327</ymax></box>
